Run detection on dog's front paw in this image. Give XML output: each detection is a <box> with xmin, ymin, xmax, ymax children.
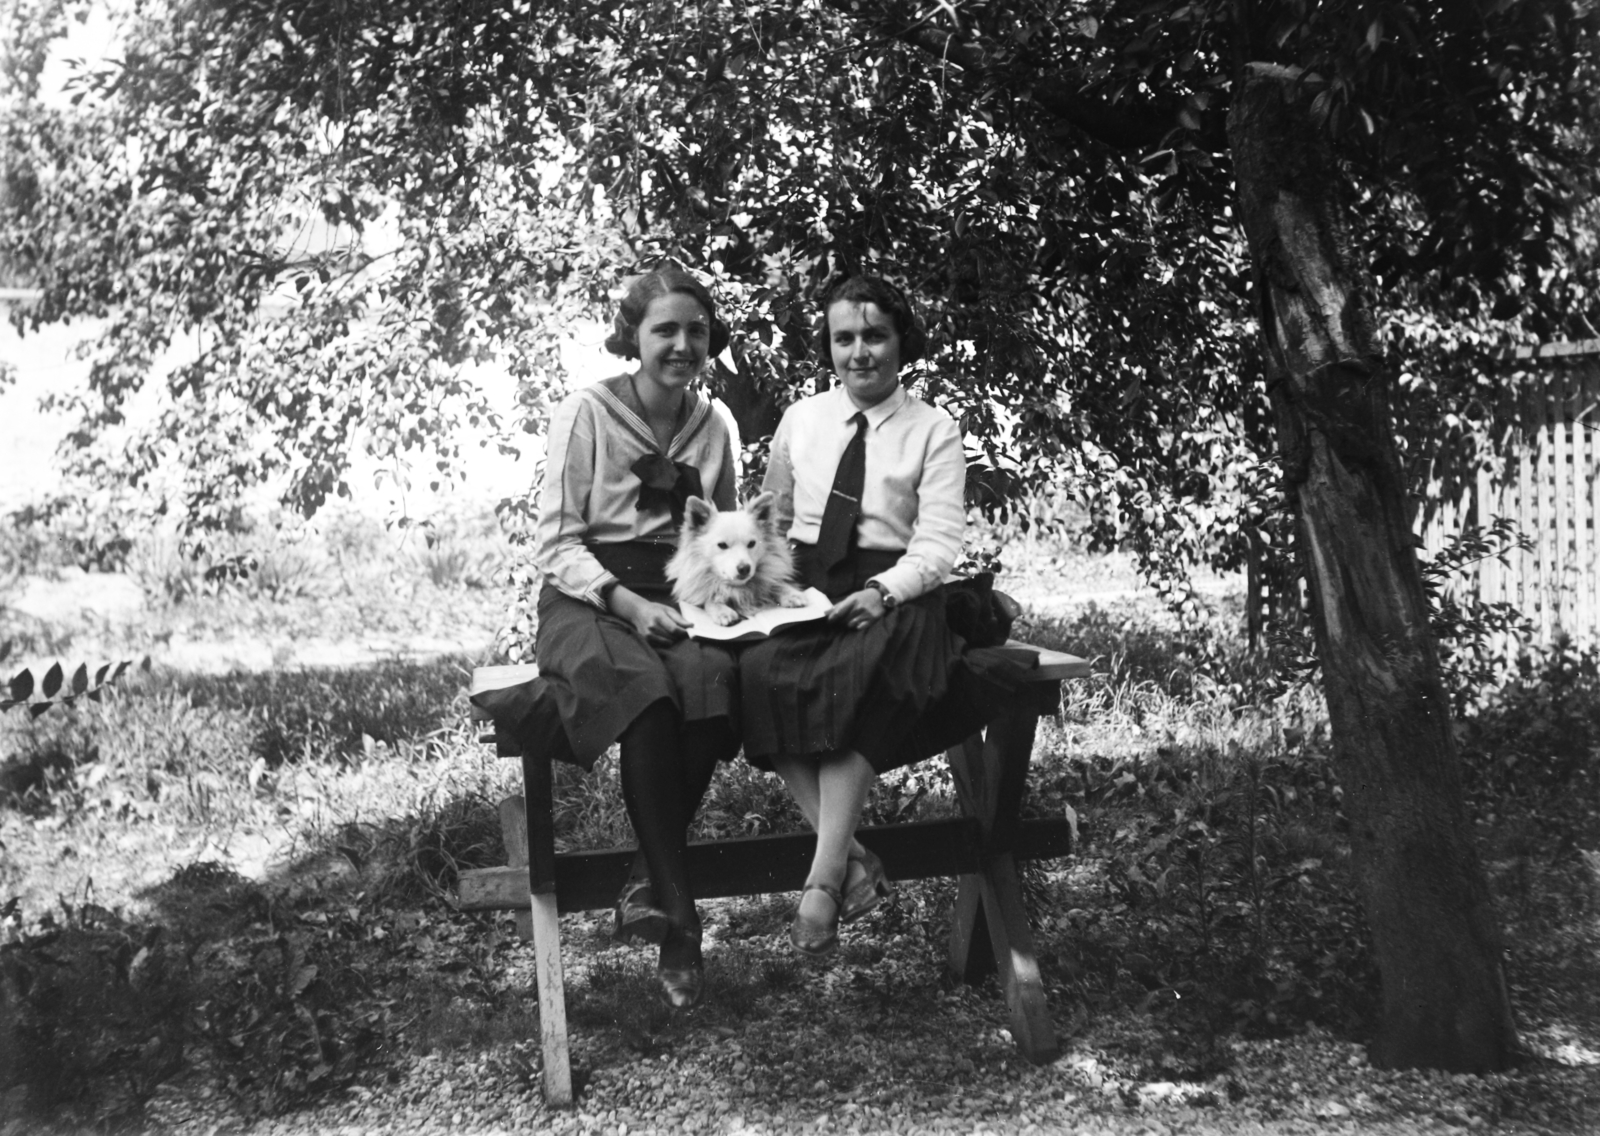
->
<box><xmin>778</xmin><ymin>587</ymin><xmax>810</xmax><ymax>608</ymax></box>
<box><xmin>707</xmin><ymin>602</ymin><xmax>742</xmax><ymax>626</ymax></box>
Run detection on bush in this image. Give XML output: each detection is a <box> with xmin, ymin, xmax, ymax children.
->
<box><xmin>1457</xmin><ymin>634</ymin><xmax>1600</xmax><ymax>838</ymax></box>
<box><xmin>0</xmin><ymin>902</ymin><xmax>189</xmax><ymax>1132</ymax></box>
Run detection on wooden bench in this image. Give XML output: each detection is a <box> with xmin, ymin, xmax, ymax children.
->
<box><xmin>457</xmin><ymin>642</ymin><xmax>1090</xmax><ymax>1105</ymax></box>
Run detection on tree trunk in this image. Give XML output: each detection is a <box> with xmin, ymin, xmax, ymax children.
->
<box><xmin>1228</xmin><ymin>65</ymin><xmax>1519</xmax><ymax>1072</ymax></box>
<box><xmin>710</xmin><ymin>359</ymin><xmax>783</xmax><ymax>460</ymax></box>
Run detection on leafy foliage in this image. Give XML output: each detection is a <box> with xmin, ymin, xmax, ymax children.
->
<box><xmin>0</xmin><ymin>871</ymin><xmax>395</xmax><ymax>1128</ymax></box>
<box><xmin>1420</xmin><ymin>517</ymin><xmax>1538</xmax><ymax>712</ymax></box>
<box><xmin>1458</xmin><ymin>633</ymin><xmax>1600</xmax><ymax>825</ymax></box>
<box><xmin>2</xmin><ymin>0</ymin><xmax>1592</xmax><ymax>607</ymax></box>
<box><xmin>193</xmin><ymin>922</ymin><xmax>388</xmax><ymax>1117</ymax></box>
<box><xmin>0</xmin><ymin>900</ymin><xmax>188</xmax><ymax>1131</ymax></box>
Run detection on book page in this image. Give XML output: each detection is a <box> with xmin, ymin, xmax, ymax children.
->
<box><xmin>681</xmin><ymin>587</ymin><xmax>834</xmax><ymax>642</ymax></box>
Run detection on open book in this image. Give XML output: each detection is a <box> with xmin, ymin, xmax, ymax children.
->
<box><xmin>680</xmin><ymin>587</ymin><xmax>834</xmax><ymax>643</ymax></box>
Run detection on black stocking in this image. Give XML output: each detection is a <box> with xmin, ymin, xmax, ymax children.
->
<box><xmin>681</xmin><ymin>716</ymin><xmax>738</xmax><ymax>817</ymax></box>
<box><xmin>622</xmin><ymin>715</ymin><xmax>738</xmax><ymax>882</ymax></box>
<box><xmin>619</xmin><ymin>699</ymin><xmax>701</xmax><ymax>966</ymax></box>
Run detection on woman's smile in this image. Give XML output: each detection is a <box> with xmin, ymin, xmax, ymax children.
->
<box><xmin>827</xmin><ymin>300</ymin><xmax>902</xmax><ymax>410</ymax></box>
<box><xmin>637</xmin><ymin>292</ymin><xmax>713</xmax><ymax>394</ymax></box>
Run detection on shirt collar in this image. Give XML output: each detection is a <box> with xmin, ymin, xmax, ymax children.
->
<box><xmin>831</xmin><ymin>382</ymin><xmax>908</xmax><ymax>430</ymax></box>
<box><xmin>596</xmin><ymin>373</ymin><xmax>709</xmax><ymax>455</ymax></box>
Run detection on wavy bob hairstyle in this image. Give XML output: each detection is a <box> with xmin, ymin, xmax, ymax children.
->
<box><xmin>604</xmin><ymin>268</ymin><xmax>731</xmax><ymax>359</ymax></box>
<box><xmin>814</xmin><ymin>274</ymin><xmax>928</xmax><ymax>369</ymax></box>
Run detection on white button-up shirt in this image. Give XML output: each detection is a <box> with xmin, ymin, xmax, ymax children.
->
<box><xmin>763</xmin><ymin>383</ymin><xmax>965</xmax><ymax>602</ymax></box>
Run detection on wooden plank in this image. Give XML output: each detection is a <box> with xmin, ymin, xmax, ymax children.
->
<box><xmin>457</xmin><ymin>816</ymin><xmax>1076</xmax><ymax>912</ymax></box>
<box><xmin>1474</xmin><ymin>465</ymin><xmax>1492</xmax><ymax>605</ymax></box>
<box><xmin>974</xmin><ymin>852</ymin><xmax>1060</xmax><ymax>1064</ymax></box>
<box><xmin>1579</xmin><ymin>369</ymin><xmax>1599</xmax><ymax>642</ymax></box>
<box><xmin>1515</xmin><ymin>338</ymin><xmax>1600</xmax><ymax>361</ymax></box>
<box><xmin>529</xmin><ymin>891</ymin><xmax>573</xmax><ymax>1107</ymax></box>
<box><xmin>947</xmin><ymin>700</ymin><xmax>1040</xmax><ymax>855</ymax></box>
<box><xmin>500</xmin><ymin>796</ymin><xmax>530</xmax><ymax>867</ymax></box>
<box><xmin>472</xmin><ymin>647</ymin><xmax>1087</xmax><ymax>695</ymax></box>
<box><xmin>1543</xmin><ymin>338</ymin><xmax>1600</xmax><ymax>359</ymax></box>
<box><xmin>500</xmin><ymin>796</ymin><xmax>533</xmax><ymax>941</ymax></box>
<box><xmin>946</xmin><ymin>734</ymin><xmax>988</xmax><ymax>845</ymax></box>
<box><xmin>472</xmin><ymin>662</ymin><xmax>541</xmax><ymax>696</ymax></box>
<box><xmin>948</xmin><ymin>875</ymin><xmax>996</xmax><ymax>984</ymax></box>
<box><xmin>1592</xmin><ymin>403</ymin><xmax>1600</xmax><ymax>641</ymax></box>
<box><xmin>1553</xmin><ymin>369</ymin><xmax>1569</xmax><ymax>633</ymax></box>
<box><xmin>470</xmin><ymin>645</ymin><xmax>1084</xmax><ymax>745</ymax></box>
<box><xmin>1002</xmin><ymin>643</ymin><xmax>1091</xmax><ymax>681</ymax></box>
<box><xmin>1570</xmin><ymin>368</ymin><xmax>1591</xmax><ymax>638</ymax></box>
<box><xmin>524</xmin><ymin>757</ymin><xmax>558</xmax><ymax>894</ymax></box>
<box><xmin>1523</xmin><ymin>388</ymin><xmax>1536</xmax><ymax>624</ymax></box>
<box><xmin>1521</xmin><ymin>385</ymin><xmax>1543</xmax><ymax>639</ymax></box>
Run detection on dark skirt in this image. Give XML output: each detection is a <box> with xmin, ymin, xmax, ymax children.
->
<box><xmin>469</xmin><ymin>542</ymin><xmax>738</xmax><ymax>771</ymax></box>
<box><xmin>739</xmin><ymin>545</ymin><xmax>1036</xmax><ymax>774</ymax></box>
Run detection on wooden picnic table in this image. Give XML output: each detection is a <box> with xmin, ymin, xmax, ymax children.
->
<box><xmin>458</xmin><ymin>641</ymin><xmax>1091</xmax><ymax>1105</ymax></box>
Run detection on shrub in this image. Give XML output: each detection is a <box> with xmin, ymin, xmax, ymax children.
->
<box><xmin>0</xmin><ymin>902</ymin><xmax>189</xmax><ymax>1132</ymax></box>
<box><xmin>1457</xmin><ymin>634</ymin><xmax>1600</xmax><ymax>840</ymax></box>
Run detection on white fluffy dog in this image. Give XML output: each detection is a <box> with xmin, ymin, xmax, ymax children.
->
<box><xmin>667</xmin><ymin>491</ymin><xmax>809</xmax><ymax>625</ymax></box>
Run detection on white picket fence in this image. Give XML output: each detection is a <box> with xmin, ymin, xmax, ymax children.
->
<box><xmin>1422</xmin><ymin>339</ymin><xmax>1600</xmax><ymax>644</ymax></box>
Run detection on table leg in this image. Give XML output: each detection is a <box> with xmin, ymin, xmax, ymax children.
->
<box><xmin>522</xmin><ymin>754</ymin><xmax>573</xmax><ymax>1106</ymax></box>
<box><xmin>498</xmin><ymin>795</ymin><xmax>533</xmax><ymax>941</ymax></box>
<box><xmin>945</xmin><ymin>700</ymin><xmax>1060</xmax><ymax>1065</ymax></box>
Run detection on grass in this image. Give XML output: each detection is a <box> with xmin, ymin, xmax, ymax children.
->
<box><xmin>1</xmin><ymin>501</ymin><xmax>1597</xmax><ymax>1131</ymax></box>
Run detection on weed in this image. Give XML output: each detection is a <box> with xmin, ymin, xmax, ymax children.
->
<box><xmin>194</xmin><ymin>926</ymin><xmax>389</xmax><ymax>1118</ymax></box>
<box><xmin>369</xmin><ymin>782</ymin><xmax>506</xmax><ymax>904</ymax></box>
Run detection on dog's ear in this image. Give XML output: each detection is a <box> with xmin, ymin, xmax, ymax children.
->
<box><xmin>747</xmin><ymin>491</ymin><xmax>776</xmax><ymax>530</ymax></box>
<box><xmin>683</xmin><ymin>496</ymin><xmax>713</xmax><ymax>533</ymax></box>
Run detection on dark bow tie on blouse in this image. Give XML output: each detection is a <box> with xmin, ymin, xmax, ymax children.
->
<box><xmin>632</xmin><ymin>454</ymin><xmax>705</xmax><ymax>526</ymax></box>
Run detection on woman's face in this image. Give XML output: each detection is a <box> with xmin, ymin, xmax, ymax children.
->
<box><xmin>827</xmin><ymin>300</ymin><xmax>901</xmax><ymax>410</ymax></box>
<box><xmin>635</xmin><ymin>292</ymin><xmax>713</xmax><ymax>396</ymax></box>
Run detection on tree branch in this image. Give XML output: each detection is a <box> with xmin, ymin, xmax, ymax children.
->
<box><xmin>818</xmin><ymin>0</ymin><xmax>1195</xmax><ymax>152</ymax></box>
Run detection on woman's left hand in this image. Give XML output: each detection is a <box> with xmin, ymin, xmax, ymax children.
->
<box><xmin>827</xmin><ymin>588</ymin><xmax>886</xmax><ymax>632</ymax></box>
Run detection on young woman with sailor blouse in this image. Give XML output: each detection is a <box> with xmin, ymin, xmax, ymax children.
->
<box><xmin>471</xmin><ymin>268</ymin><xmax>738</xmax><ymax>1008</ymax></box>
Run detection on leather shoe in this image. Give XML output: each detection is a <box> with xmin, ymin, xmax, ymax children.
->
<box><xmin>657</xmin><ymin>960</ymin><xmax>705</xmax><ymax>1009</ymax></box>
<box><xmin>612</xmin><ymin>879</ymin><xmax>671</xmax><ymax>945</ymax></box>
<box><xmin>841</xmin><ymin>847</ymin><xmax>891</xmax><ymax>924</ymax></box>
<box><xmin>789</xmin><ymin>882</ymin><xmax>842</xmax><ymax>958</ymax></box>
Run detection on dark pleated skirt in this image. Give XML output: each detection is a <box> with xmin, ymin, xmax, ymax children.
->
<box><xmin>739</xmin><ymin>545</ymin><xmax>1036</xmax><ymax>774</ymax></box>
<box><xmin>469</xmin><ymin>542</ymin><xmax>738</xmax><ymax>771</ymax></box>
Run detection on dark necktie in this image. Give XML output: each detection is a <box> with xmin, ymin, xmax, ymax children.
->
<box><xmin>815</xmin><ymin>412</ymin><xmax>868</xmax><ymax>577</ymax></box>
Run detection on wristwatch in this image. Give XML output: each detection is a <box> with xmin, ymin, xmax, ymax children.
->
<box><xmin>866</xmin><ymin>579</ymin><xmax>898</xmax><ymax>611</ymax></box>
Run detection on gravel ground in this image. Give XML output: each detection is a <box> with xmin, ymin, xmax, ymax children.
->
<box><xmin>137</xmin><ymin>900</ymin><xmax>1600</xmax><ymax>1136</ymax></box>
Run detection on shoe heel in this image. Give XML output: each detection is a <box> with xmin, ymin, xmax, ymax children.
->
<box><xmin>613</xmin><ymin>879</ymin><xmax>672</xmax><ymax>945</ymax></box>
<box><xmin>657</xmin><ymin>962</ymin><xmax>704</xmax><ymax>1009</ymax></box>
<box><xmin>789</xmin><ymin>882</ymin><xmax>843</xmax><ymax>958</ymax></box>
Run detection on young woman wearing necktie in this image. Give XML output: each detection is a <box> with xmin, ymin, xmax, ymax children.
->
<box><xmin>739</xmin><ymin>274</ymin><xmax>1033</xmax><ymax>958</ymax></box>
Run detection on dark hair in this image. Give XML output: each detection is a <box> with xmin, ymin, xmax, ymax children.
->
<box><xmin>604</xmin><ymin>268</ymin><xmax>731</xmax><ymax>359</ymax></box>
<box><xmin>814</xmin><ymin>274</ymin><xmax>928</xmax><ymax>368</ymax></box>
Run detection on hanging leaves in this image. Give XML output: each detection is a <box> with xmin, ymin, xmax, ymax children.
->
<box><xmin>1</xmin><ymin>658</ymin><xmax>135</xmax><ymax>715</ymax></box>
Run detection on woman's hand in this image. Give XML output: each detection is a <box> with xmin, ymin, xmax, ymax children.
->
<box><xmin>609</xmin><ymin>586</ymin><xmax>691</xmax><ymax>646</ymax></box>
<box><xmin>827</xmin><ymin>588</ymin><xmax>886</xmax><ymax>632</ymax></box>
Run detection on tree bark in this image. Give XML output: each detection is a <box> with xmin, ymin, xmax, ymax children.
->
<box><xmin>1228</xmin><ymin>65</ymin><xmax>1518</xmax><ymax>1072</ymax></box>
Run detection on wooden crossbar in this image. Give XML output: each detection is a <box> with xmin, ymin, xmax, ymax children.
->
<box><xmin>458</xmin><ymin>815</ymin><xmax>1076</xmax><ymax>912</ymax></box>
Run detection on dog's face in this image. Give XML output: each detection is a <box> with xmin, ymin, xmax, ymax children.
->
<box><xmin>682</xmin><ymin>493</ymin><xmax>778</xmax><ymax>587</ymax></box>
